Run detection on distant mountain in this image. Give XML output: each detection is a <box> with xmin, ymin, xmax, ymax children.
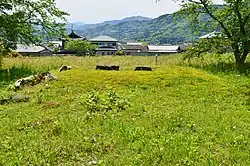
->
<box><xmin>66</xmin><ymin>16</ymin><xmax>152</xmax><ymax>32</ymax></box>
<box><xmin>66</xmin><ymin>14</ymin><xmax>210</xmax><ymax>44</ymax></box>
<box><xmin>101</xmin><ymin>16</ymin><xmax>153</xmax><ymax>25</ymax></box>
<box><xmin>65</xmin><ymin>21</ymin><xmax>84</xmax><ymax>32</ymax></box>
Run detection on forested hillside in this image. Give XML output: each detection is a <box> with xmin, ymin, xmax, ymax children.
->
<box><xmin>70</xmin><ymin>14</ymin><xmax>210</xmax><ymax>44</ymax></box>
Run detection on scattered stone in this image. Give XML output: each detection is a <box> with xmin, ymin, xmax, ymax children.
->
<box><xmin>96</xmin><ymin>65</ymin><xmax>119</xmax><ymax>71</ymax></box>
<box><xmin>11</xmin><ymin>95</ymin><xmax>30</xmax><ymax>103</ymax></box>
<box><xmin>134</xmin><ymin>66</ymin><xmax>152</xmax><ymax>71</ymax></box>
<box><xmin>88</xmin><ymin>160</ymin><xmax>97</xmax><ymax>165</ymax></box>
<box><xmin>58</xmin><ymin>65</ymin><xmax>72</xmax><ymax>72</ymax></box>
<box><xmin>42</xmin><ymin>72</ymin><xmax>58</xmax><ymax>81</ymax></box>
<box><xmin>14</xmin><ymin>72</ymin><xmax>58</xmax><ymax>89</ymax></box>
<box><xmin>15</xmin><ymin>75</ymin><xmax>35</xmax><ymax>88</ymax></box>
<box><xmin>0</xmin><ymin>94</ymin><xmax>30</xmax><ymax>105</ymax></box>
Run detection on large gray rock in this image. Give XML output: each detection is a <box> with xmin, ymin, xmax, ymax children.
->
<box><xmin>14</xmin><ymin>72</ymin><xmax>58</xmax><ymax>89</ymax></box>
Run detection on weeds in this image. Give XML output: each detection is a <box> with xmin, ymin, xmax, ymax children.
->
<box><xmin>84</xmin><ymin>89</ymin><xmax>131</xmax><ymax>113</ymax></box>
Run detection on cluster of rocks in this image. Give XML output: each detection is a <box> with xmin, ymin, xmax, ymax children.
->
<box><xmin>95</xmin><ymin>65</ymin><xmax>152</xmax><ymax>71</ymax></box>
<box><xmin>11</xmin><ymin>64</ymin><xmax>152</xmax><ymax>91</ymax></box>
<box><xmin>12</xmin><ymin>65</ymin><xmax>73</xmax><ymax>90</ymax></box>
<box><xmin>1</xmin><ymin>71</ymin><xmax>60</xmax><ymax>105</ymax></box>
<box><xmin>1</xmin><ymin>64</ymin><xmax>152</xmax><ymax>105</ymax></box>
<box><xmin>14</xmin><ymin>72</ymin><xmax>58</xmax><ymax>90</ymax></box>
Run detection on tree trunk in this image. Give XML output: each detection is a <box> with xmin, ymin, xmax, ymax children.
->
<box><xmin>241</xmin><ymin>42</ymin><xmax>250</xmax><ymax>64</ymax></box>
<box><xmin>234</xmin><ymin>51</ymin><xmax>242</xmax><ymax>65</ymax></box>
<box><xmin>233</xmin><ymin>43</ymin><xmax>249</xmax><ymax>66</ymax></box>
<box><xmin>234</xmin><ymin>52</ymin><xmax>248</xmax><ymax>66</ymax></box>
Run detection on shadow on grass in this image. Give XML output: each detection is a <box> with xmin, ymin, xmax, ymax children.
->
<box><xmin>0</xmin><ymin>65</ymin><xmax>40</xmax><ymax>84</ymax></box>
<box><xmin>189</xmin><ymin>62</ymin><xmax>250</xmax><ymax>76</ymax></box>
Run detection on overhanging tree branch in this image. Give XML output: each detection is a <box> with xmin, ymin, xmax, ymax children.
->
<box><xmin>234</xmin><ymin>0</ymin><xmax>246</xmax><ymax>36</ymax></box>
<box><xmin>0</xmin><ymin>0</ymin><xmax>68</xmax><ymax>51</ymax></box>
<box><xmin>197</xmin><ymin>0</ymin><xmax>232</xmax><ymax>39</ymax></box>
<box><xmin>176</xmin><ymin>0</ymin><xmax>250</xmax><ymax>65</ymax></box>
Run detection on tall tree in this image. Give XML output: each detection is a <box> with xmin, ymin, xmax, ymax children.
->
<box><xmin>172</xmin><ymin>0</ymin><xmax>250</xmax><ymax>65</ymax></box>
<box><xmin>65</xmin><ymin>40</ymin><xmax>97</xmax><ymax>56</ymax></box>
<box><xmin>0</xmin><ymin>0</ymin><xmax>68</xmax><ymax>52</ymax></box>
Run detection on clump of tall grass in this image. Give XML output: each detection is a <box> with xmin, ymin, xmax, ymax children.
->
<box><xmin>0</xmin><ymin>64</ymin><xmax>48</xmax><ymax>83</ymax></box>
<box><xmin>180</xmin><ymin>53</ymin><xmax>250</xmax><ymax>75</ymax></box>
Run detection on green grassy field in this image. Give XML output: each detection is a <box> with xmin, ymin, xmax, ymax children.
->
<box><xmin>0</xmin><ymin>55</ymin><xmax>250</xmax><ymax>165</ymax></box>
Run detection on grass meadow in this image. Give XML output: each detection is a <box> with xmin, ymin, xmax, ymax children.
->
<box><xmin>0</xmin><ymin>54</ymin><xmax>250</xmax><ymax>165</ymax></box>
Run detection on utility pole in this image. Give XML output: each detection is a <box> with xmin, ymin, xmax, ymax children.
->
<box><xmin>155</xmin><ymin>54</ymin><xmax>158</xmax><ymax>66</ymax></box>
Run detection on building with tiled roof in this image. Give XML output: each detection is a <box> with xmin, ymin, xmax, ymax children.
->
<box><xmin>15</xmin><ymin>44</ymin><xmax>52</xmax><ymax>56</ymax></box>
<box><xmin>89</xmin><ymin>36</ymin><xmax>119</xmax><ymax>55</ymax></box>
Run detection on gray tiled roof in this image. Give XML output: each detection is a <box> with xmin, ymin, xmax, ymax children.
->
<box><xmin>89</xmin><ymin>36</ymin><xmax>118</xmax><ymax>42</ymax></box>
<box><xmin>96</xmin><ymin>48</ymin><xmax>118</xmax><ymax>51</ymax></box>
<box><xmin>68</xmin><ymin>31</ymin><xmax>85</xmax><ymax>39</ymax></box>
<box><xmin>122</xmin><ymin>45</ymin><xmax>148</xmax><ymax>52</ymax></box>
<box><xmin>16</xmin><ymin>44</ymin><xmax>46</xmax><ymax>53</ymax></box>
<box><xmin>148</xmin><ymin>45</ymin><xmax>181</xmax><ymax>53</ymax></box>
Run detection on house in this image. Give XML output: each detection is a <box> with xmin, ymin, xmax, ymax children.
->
<box><xmin>122</xmin><ymin>44</ymin><xmax>148</xmax><ymax>55</ymax></box>
<box><xmin>126</xmin><ymin>42</ymin><xmax>143</xmax><ymax>46</ymax></box>
<box><xmin>147</xmin><ymin>45</ymin><xmax>182</xmax><ymax>55</ymax></box>
<box><xmin>15</xmin><ymin>44</ymin><xmax>52</xmax><ymax>56</ymax></box>
<box><xmin>89</xmin><ymin>36</ymin><xmax>120</xmax><ymax>55</ymax></box>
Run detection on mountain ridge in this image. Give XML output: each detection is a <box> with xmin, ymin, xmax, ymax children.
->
<box><xmin>67</xmin><ymin>16</ymin><xmax>152</xmax><ymax>31</ymax></box>
<box><xmin>66</xmin><ymin>13</ymin><xmax>210</xmax><ymax>44</ymax></box>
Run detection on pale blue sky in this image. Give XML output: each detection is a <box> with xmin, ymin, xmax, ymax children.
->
<box><xmin>56</xmin><ymin>0</ymin><xmax>223</xmax><ymax>24</ymax></box>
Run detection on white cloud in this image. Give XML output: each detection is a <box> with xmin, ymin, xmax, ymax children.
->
<box><xmin>56</xmin><ymin>0</ymin><xmax>180</xmax><ymax>23</ymax></box>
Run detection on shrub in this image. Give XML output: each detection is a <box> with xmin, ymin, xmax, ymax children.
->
<box><xmin>183</xmin><ymin>38</ymin><xmax>232</xmax><ymax>61</ymax></box>
<box><xmin>7</xmin><ymin>51</ymin><xmax>23</xmax><ymax>58</ymax></box>
<box><xmin>116</xmin><ymin>50</ymin><xmax>124</xmax><ymax>56</ymax></box>
<box><xmin>65</xmin><ymin>39</ymin><xmax>97</xmax><ymax>56</ymax></box>
<box><xmin>84</xmin><ymin>89</ymin><xmax>130</xmax><ymax>113</ymax></box>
